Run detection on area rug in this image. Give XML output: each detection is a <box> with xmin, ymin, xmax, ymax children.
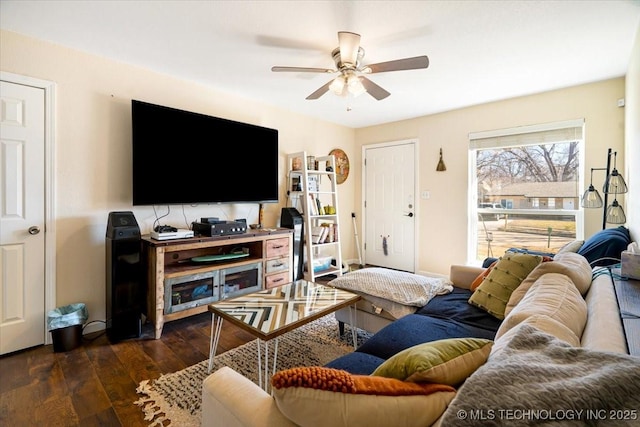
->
<box><xmin>134</xmin><ymin>315</ymin><xmax>371</xmax><ymax>427</ymax></box>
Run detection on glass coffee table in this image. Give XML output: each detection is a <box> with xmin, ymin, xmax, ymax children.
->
<box><xmin>207</xmin><ymin>279</ymin><xmax>361</xmax><ymax>390</ymax></box>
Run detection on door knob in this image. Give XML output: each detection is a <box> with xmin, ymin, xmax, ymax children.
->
<box><xmin>28</xmin><ymin>226</ymin><xmax>40</xmax><ymax>235</ymax></box>
<box><xmin>405</xmin><ymin>212</ymin><xmax>414</xmax><ymax>217</ymax></box>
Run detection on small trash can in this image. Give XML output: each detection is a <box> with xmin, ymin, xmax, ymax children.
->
<box><xmin>47</xmin><ymin>303</ymin><xmax>88</xmax><ymax>352</ymax></box>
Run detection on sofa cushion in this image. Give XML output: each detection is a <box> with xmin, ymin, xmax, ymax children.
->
<box><xmin>544</xmin><ymin>252</ymin><xmax>593</xmax><ymax>294</ymax></box>
<box><xmin>581</xmin><ymin>271</ymin><xmax>628</xmax><ymax>353</ymax></box>
<box><xmin>271</xmin><ymin>367</ymin><xmax>456</xmax><ymax>427</ymax></box>
<box><xmin>371</xmin><ymin>338</ymin><xmax>493</xmax><ymax>386</ymax></box>
<box><xmin>354</xmin><ymin>314</ymin><xmax>498</xmax><ymax>362</ymax></box>
<box><xmin>490</xmin><ymin>314</ymin><xmax>580</xmax><ymax>356</ymax></box>
<box><xmin>416</xmin><ymin>288</ymin><xmax>503</xmax><ymax>332</ymax></box>
<box><xmin>468</xmin><ymin>253</ymin><xmax>543</xmax><ymax>320</ymax></box>
<box><xmin>556</xmin><ymin>239</ymin><xmax>585</xmax><ymax>254</ymax></box>
<box><xmin>449</xmin><ymin>265</ymin><xmax>486</xmax><ymax>290</ymax></box>
<box><xmin>202</xmin><ymin>366</ymin><xmax>298</xmax><ymax>427</ymax></box>
<box><xmin>577</xmin><ymin>225</ymin><xmax>631</xmax><ymax>266</ymax></box>
<box><xmin>324</xmin><ymin>351</ymin><xmax>386</xmax><ymax>375</ymax></box>
<box><xmin>495</xmin><ymin>272</ymin><xmax>587</xmax><ymax>341</ymax></box>
<box><xmin>504</xmin><ymin>251</ymin><xmax>592</xmax><ymax>317</ymax></box>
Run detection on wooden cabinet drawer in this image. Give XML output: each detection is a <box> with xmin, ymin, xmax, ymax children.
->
<box><xmin>265</xmin><ymin>271</ymin><xmax>289</xmax><ymax>289</ymax></box>
<box><xmin>266</xmin><ymin>237</ymin><xmax>289</xmax><ymax>258</ymax></box>
<box><xmin>265</xmin><ymin>257</ymin><xmax>289</xmax><ymax>274</ymax></box>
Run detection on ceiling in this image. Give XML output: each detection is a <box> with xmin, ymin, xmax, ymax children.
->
<box><xmin>1</xmin><ymin>1</ymin><xmax>639</xmax><ymax>129</ymax></box>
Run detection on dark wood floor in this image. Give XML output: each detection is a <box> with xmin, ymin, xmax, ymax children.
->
<box><xmin>0</xmin><ymin>312</ymin><xmax>255</xmax><ymax>427</ymax></box>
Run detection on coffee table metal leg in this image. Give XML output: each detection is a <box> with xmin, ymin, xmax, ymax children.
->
<box><xmin>349</xmin><ymin>304</ymin><xmax>358</xmax><ymax>349</ymax></box>
<box><xmin>208</xmin><ymin>314</ymin><xmax>224</xmax><ymax>373</ymax></box>
<box><xmin>257</xmin><ymin>339</ymin><xmax>263</xmax><ymax>389</ymax></box>
<box><xmin>256</xmin><ymin>338</ymin><xmax>279</xmax><ymax>392</ymax></box>
<box><xmin>271</xmin><ymin>338</ymin><xmax>279</xmax><ymax>391</ymax></box>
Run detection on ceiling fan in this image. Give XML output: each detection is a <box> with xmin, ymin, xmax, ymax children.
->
<box><xmin>271</xmin><ymin>31</ymin><xmax>429</xmax><ymax>101</ymax></box>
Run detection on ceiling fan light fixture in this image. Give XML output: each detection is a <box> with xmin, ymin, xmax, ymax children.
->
<box><xmin>272</xmin><ymin>31</ymin><xmax>429</xmax><ymax>101</ymax></box>
<box><xmin>347</xmin><ymin>74</ymin><xmax>366</xmax><ymax>97</ymax></box>
<box><xmin>329</xmin><ymin>76</ymin><xmax>346</xmax><ymax>95</ymax></box>
<box><xmin>338</xmin><ymin>31</ymin><xmax>361</xmax><ymax>66</ymax></box>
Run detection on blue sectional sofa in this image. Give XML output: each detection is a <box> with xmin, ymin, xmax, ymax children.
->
<box><xmin>325</xmin><ymin>287</ymin><xmax>502</xmax><ymax>374</ymax></box>
<box><xmin>325</xmin><ymin>227</ymin><xmax>632</xmax><ymax>376</ymax></box>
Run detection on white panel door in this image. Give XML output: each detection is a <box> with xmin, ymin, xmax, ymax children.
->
<box><xmin>364</xmin><ymin>142</ymin><xmax>416</xmax><ymax>272</ymax></box>
<box><xmin>0</xmin><ymin>81</ymin><xmax>46</xmax><ymax>355</ymax></box>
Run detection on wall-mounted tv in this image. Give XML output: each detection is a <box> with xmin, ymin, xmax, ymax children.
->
<box><xmin>131</xmin><ymin>100</ymin><xmax>279</xmax><ymax>206</ymax></box>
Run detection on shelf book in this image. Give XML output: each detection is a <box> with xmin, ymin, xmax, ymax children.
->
<box><xmin>310</xmin><ymin>223</ymin><xmax>337</xmax><ymax>244</ymax></box>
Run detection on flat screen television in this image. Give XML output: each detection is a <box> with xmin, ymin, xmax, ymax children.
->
<box><xmin>131</xmin><ymin>100</ymin><xmax>279</xmax><ymax>206</ymax></box>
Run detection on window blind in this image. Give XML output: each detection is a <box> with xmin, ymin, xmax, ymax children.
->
<box><xmin>469</xmin><ymin>118</ymin><xmax>584</xmax><ymax>150</ymax></box>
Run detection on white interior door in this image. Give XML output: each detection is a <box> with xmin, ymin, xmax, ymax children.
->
<box><xmin>364</xmin><ymin>141</ymin><xmax>416</xmax><ymax>272</ymax></box>
<box><xmin>0</xmin><ymin>80</ymin><xmax>46</xmax><ymax>355</ymax></box>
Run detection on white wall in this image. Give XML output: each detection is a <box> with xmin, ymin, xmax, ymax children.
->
<box><xmin>1</xmin><ymin>30</ymin><xmax>357</xmax><ymax>330</ymax></box>
<box><xmin>355</xmin><ymin>78</ymin><xmax>627</xmax><ymax>275</ymax></box>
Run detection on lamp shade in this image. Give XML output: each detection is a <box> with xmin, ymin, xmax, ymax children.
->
<box><xmin>605</xmin><ymin>199</ymin><xmax>626</xmax><ymax>224</ymax></box>
<box><xmin>581</xmin><ymin>185</ymin><xmax>603</xmax><ymax>208</ymax></box>
<box><xmin>604</xmin><ymin>169</ymin><xmax>628</xmax><ymax>194</ymax></box>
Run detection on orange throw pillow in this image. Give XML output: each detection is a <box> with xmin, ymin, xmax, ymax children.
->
<box><xmin>470</xmin><ymin>260</ymin><xmax>497</xmax><ymax>291</ymax></box>
<box><xmin>271</xmin><ymin>366</ymin><xmax>454</xmax><ymax>396</ymax></box>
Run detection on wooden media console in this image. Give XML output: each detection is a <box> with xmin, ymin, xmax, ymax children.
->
<box><xmin>142</xmin><ymin>228</ymin><xmax>293</xmax><ymax>338</ymax></box>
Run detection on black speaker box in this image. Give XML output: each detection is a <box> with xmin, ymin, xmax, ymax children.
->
<box><xmin>106</xmin><ymin>211</ymin><xmax>141</xmax><ymax>240</ymax></box>
<box><xmin>106</xmin><ymin>211</ymin><xmax>143</xmax><ymax>341</ymax></box>
<box><xmin>281</xmin><ymin>208</ymin><xmax>304</xmax><ymax>280</ymax></box>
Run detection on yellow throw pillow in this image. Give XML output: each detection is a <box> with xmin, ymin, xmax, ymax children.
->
<box><xmin>371</xmin><ymin>338</ymin><xmax>493</xmax><ymax>386</ymax></box>
<box><xmin>271</xmin><ymin>367</ymin><xmax>455</xmax><ymax>427</ymax></box>
<box><xmin>468</xmin><ymin>253</ymin><xmax>543</xmax><ymax>319</ymax></box>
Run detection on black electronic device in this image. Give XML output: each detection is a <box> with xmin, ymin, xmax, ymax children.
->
<box><xmin>132</xmin><ymin>100</ymin><xmax>279</xmax><ymax>206</ymax></box>
<box><xmin>154</xmin><ymin>225</ymin><xmax>177</xmax><ymax>233</ymax></box>
<box><xmin>281</xmin><ymin>208</ymin><xmax>304</xmax><ymax>280</ymax></box>
<box><xmin>201</xmin><ymin>217</ymin><xmax>220</xmax><ymax>224</ymax></box>
<box><xmin>192</xmin><ymin>220</ymin><xmax>247</xmax><ymax>236</ymax></box>
<box><xmin>105</xmin><ymin>211</ymin><xmax>143</xmax><ymax>341</ymax></box>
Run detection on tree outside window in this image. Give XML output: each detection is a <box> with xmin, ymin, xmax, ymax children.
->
<box><xmin>471</xmin><ymin>130</ymin><xmax>583</xmax><ymax>263</ymax></box>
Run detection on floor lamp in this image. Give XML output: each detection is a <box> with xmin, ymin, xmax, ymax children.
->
<box><xmin>581</xmin><ymin>148</ymin><xmax>628</xmax><ymax>230</ymax></box>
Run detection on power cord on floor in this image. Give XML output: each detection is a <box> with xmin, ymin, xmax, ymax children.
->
<box><xmin>82</xmin><ymin>320</ymin><xmax>107</xmax><ymax>341</ymax></box>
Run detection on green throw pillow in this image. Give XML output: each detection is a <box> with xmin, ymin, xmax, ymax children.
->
<box><xmin>468</xmin><ymin>252</ymin><xmax>542</xmax><ymax>319</ymax></box>
<box><xmin>371</xmin><ymin>338</ymin><xmax>493</xmax><ymax>386</ymax></box>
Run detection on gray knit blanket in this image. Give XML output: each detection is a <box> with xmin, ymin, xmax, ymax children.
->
<box><xmin>441</xmin><ymin>325</ymin><xmax>640</xmax><ymax>426</ymax></box>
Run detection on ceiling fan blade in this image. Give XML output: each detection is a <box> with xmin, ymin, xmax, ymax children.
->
<box><xmin>306</xmin><ymin>80</ymin><xmax>334</xmax><ymax>100</ymax></box>
<box><xmin>338</xmin><ymin>31</ymin><xmax>361</xmax><ymax>66</ymax></box>
<box><xmin>272</xmin><ymin>66</ymin><xmax>335</xmax><ymax>73</ymax></box>
<box><xmin>360</xmin><ymin>77</ymin><xmax>391</xmax><ymax>100</ymax></box>
<box><xmin>363</xmin><ymin>55</ymin><xmax>429</xmax><ymax>74</ymax></box>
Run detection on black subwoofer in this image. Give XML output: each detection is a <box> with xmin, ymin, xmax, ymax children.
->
<box><xmin>106</xmin><ymin>211</ymin><xmax>143</xmax><ymax>341</ymax></box>
<box><xmin>280</xmin><ymin>208</ymin><xmax>304</xmax><ymax>280</ymax></box>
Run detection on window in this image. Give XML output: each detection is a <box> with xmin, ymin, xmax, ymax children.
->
<box><xmin>469</xmin><ymin>119</ymin><xmax>585</xmax><ymax>263</ymax></box>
